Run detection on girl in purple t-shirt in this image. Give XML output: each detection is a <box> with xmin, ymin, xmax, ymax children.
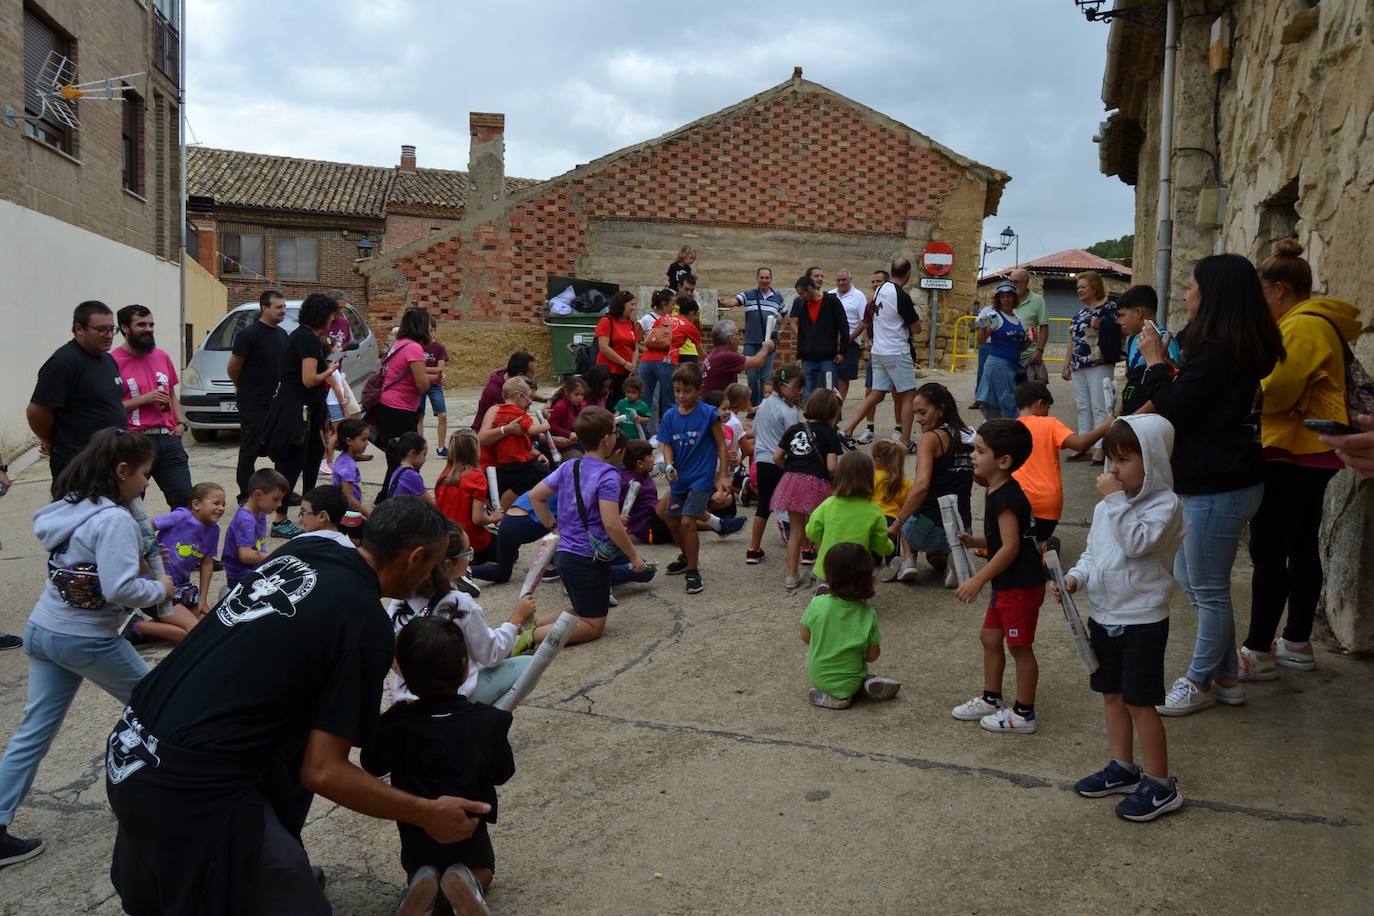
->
<box><xmin>137</xmin><ymin>482</ymin><xmax>226</xmax><ymax>643</ymax></box>
<box><xmin>383</xmin><ymin>432</ymin><xmax>436</xmax><ymax>505</ymax></box>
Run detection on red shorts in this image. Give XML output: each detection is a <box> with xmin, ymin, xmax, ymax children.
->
<box><xmin>982</xmin><ymin>584</ymin><xmax>1046</xmax><ymax>647</ymax></box>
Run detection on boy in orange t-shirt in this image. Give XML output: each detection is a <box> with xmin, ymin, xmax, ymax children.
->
<box><xmin>1013</xmin><ymin>382</ymin><xmax>1114</xmax><ymax>542</ymax></box>
<box><xmin>477</xmin><ymin>376</ymin><xmax>550</xmax><ymax>507</ymax></box>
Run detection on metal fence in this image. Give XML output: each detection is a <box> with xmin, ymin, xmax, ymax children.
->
<box><xmin>948</xmin><ymin>316</ymin><xmax>1073</xmax><ymax>372</ymax></box>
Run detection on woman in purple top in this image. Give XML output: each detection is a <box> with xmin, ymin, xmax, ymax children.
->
<box><xmin>527</xmin><ymin>408</ymin><xmax>646</xmax><ymax>647</ymax></box>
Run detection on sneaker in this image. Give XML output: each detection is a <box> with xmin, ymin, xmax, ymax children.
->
<box><xmin>775</xmin><ymin>517</ymin><xmax>791</xmax><ymax>546</ymax></box>
<box><xmin>839</xmin><ymin>432</ymin><xmax>857</xmax><ymax>450</ymax></box>
<box><xmin>1115</xmin><ymin>776</ymin><xmax>1184</xmax><ymax>822</ymax></box>
<box><xmin>717</xmin><ymin>516</ymin><xmax>747</xmax><ymax>536</ymax></box>
<box><xmin>121</xmin><ymin>612</ymin><xmax>154</xmax><ymax>645</ymax></box>
<box><xmin>397</xmin><ymin>865</ymin><xmax>439</xmax><ymax>916</ymax></box>
<box><xmin>856</xmin><ymin>428</ymin><xmax>875</xmax><ymax>445</ymax></box>
<box><xmin>542</xmin><ymin>563</ymin><xmax>559</xmax><ymax>581</ymax></box>
<box><xmin>808</xmin><ymin>688</ymin><xmax>853</xmax><ymax>710</ymax></box>
<box><xmin>895</xmin><ymin>556</ymin><xmax>920</xmax><ymax>583</ymax></box>
<box><xmin>784</xmin><ymin>572</ymin><xmax>812</xmax><ymax>591</ymax></box>
<box><xmin>881</xmin><ymin>560</ymin><xmax>902</xmax><ymax>582</ymax></box>
<box><xmin>951</xmin><ymin>695</ymin><xmax>1003</xmax><ymax>721</ymax></box>
<box><xmin>1236</xmin><ymin>646</ymin><xmax>1278</xmax><ymax>682</ymax></box>
<box><xmin>440</xmin><ymin>863</ymin><xmax>491</xmax><ymax>916</ymax></box>
<box><xmin>1274</xmin><ymin>637</ymin><xmax>1316</xmax><ymax>671</ymax></box>
<box><xmin>318</xmin><ymin>460</ymin><xmax>333</xmax><ymax>476</ymax></box>
<box><xmin>1075</xmin><ymin>761</ymin><xmax>1142</xmax><ymax>798</ymax></box>
<box><xmin>943</xmin><ymin>565</ymin><xmax>958</xmax><ymax>589</ymax></box>
<box><xmin>812</xmin><ymin>581</ymin><xmax>830</xmax><ymax>597</ymax></box>
<box><xmin>890</xmin><ymin>428</ymin><xmax>903</xmax><ymax>443</ymax></box>
<box><xmin>862</xmin><ymin>676</ymin><xmax>902</xmax><ymax>701</ymax></box>
<box><xmin>980</xmin><ymin>706</ymin><xmax>1037</xmax><ymax>735</ymax></box>
<box><xmin>968</xmin><ymin>401</ymin><xmax>982</xmax><ymax>411</ymax></box>
<box><xmin>271</xmin><ymin>519</ymin><xmax>303</xmax><ymax>539</ymax></box>
<box><xmin>436</xmin><ymin>446</ymin><xmax>449</xmax><ymax>458</ymax></box>
<box><xmin>511</xmin><ymin>626</ymin><xmax>535</xmax><ymax>657</ymax></box>
<box><xmin>0</xmin><ymin>831</ymin><xmax>45</xmax><ymax>867</ymax></box>
<box><xmin>0</xmin><ymin>633</ymin><xmax>23</xmax><ymax>651</ymax></box>
<box><xmin>745</xmin><ymin>548</ymin><xmax>765</xmax><ymax>565</ymax></box>
<box><xmin>685</xmin><ymin>571</ymin><xmax>704</xmax><ymax>594</ymax></box>
<box><xmin>1156</xmin><ymin>677</ymin><xmax>1214</xmax><ymax>716</ymax></box>
<box><xmin>607</xmin><ymin>590</ymin><xmax>618</xmax><ymax>607</ymax></box>
<box><xmin>649</xmin><ymin>436</ymin><xmax>660</xmax><ymax>448</ymax></box>
<box><xmin>905</xmin><ymin>440</ymin><xmax>918</xmax><ymax>455</ymax></box>
<box><xmin>800</xmin><ymin>546</ymin><xmax>817</xmax><ymax>567</ymax></box>
<box><xmin>666</xmin><ymin>554</ymin><xmax>689</xmax><ymax>575</ymax></box>
<box><xmin>455</xmin><ymin>574</ymin><xmax>481</xmax><ymax>598</ymax></box>
<box><xmin>1212</xmin><ymin>681</ymin><xmax>1246</xmax><ymax>706</ymax></box>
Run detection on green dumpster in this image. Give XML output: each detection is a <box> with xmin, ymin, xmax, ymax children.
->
<box><xmin>543</xmin><ymin>275</ymin><xmax>620</xmax><ymax>378</ymax></box>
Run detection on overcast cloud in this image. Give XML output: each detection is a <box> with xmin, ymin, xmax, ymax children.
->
<box><xmin>187</xmin><ymin>0</ymin><xmax>1134</xmax><ymax>276</ymax></box>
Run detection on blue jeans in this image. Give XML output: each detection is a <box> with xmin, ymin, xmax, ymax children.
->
<box><xmin>1176</xmin><ymin>485</ymin><xmax>1264</xmax><ymax>685</ymax></box>
<box><xmin>801</xmin><ymin>359</ymin><xmax>838</xmax><ymax>398</ymax></box>
<box><xmin>744</xmin><ymin>342</ymin><xmax>777</xmax><ymax>406</ymax></box>
<box><xmin>0</xmin><ymin>621</ymin><xmax>148</xmax><ymax>825</ymax></box>
<box><xmin>640</xmin><ymin>360</ymin><xmax>675</xmax><ymax>421</ymax></box>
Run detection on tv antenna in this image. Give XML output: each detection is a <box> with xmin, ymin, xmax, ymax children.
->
<box><xmin>4</xmin><ymin>51</ymin><xmax>145</xmax><ymax>130</ymax></box>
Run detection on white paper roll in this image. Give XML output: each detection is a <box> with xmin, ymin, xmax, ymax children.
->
<box><xmin>764</xmin><ymin>314</ymin><xmax>777</xmax><ymax>342</ymax></box>
<box><xmin>485</xmin><ymin>466</ymin><xmax>500</xmax><ymax>508</ymax></box>
<box><xmin>621</xmin><ymin>480</ymin><xmax>641</xmax><ymax>516</ymax></box>
<box><xmin>1045</xmin><ymin>549</ymin><xmax>1099</xmax><ymax>674</ymax></box>
<box><xmin>532</xmin><ymin>407</ymin><xmax>561</xmax><ymax>463</ymax></box>
<box><xmin>519</xmin><ymin>533</ymin><xmax>560</xmax><ymax>598</ymax></box>
<box><xmin>937</xmin><ymin>494</ymin><xmax>976</xmax><ymax>586</ymax></box>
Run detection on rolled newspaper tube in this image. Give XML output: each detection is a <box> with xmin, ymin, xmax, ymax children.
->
<box><xmin>532</xmin><ymin>407</ymin><xmax>561</xmax><ymax>463</ymax></box>
<box><xmin>485</xmin><ymin>466</ymin><xmax>500</xmax><ymax>509</ymax></box>
<box><xmin>937</xmin><ymin>494</ymin><xmax>976</xmax><ymax>585</ymax></box>
<box><xmin>1101</xmin><ymin>376</ymin><xmax>1118</xmax><ymax>470</ymax></box>
<box><xmin>493</xmin><ymin>609</ymin><xmax>579</xmax><ymax>712</ymax></box>
<box><xmin>621</xmin><ymin>480</ymin><xmax>641</xmax><ymax>516</ymax></box>
<box><xmin>519</xmin><ymin>533</ymin><xmax>561</xmax><ymax>598</ymax></box>
<box><xmin>1044</xmin><ymin>549</ymin><xmax>1099</xmax><ymax>674</ymax></box>
<box><xmin>125</xmin><ymin>496</ymin><xmax>174</xmax><ymax>631</ymax></box>
<box><xmin>825</xmin><ymin>369</ymin><xmax>834</xmax><ymax>390</ymax></box>
<box><xmin>764</xmin><ymin>313</ymin><xmax>777</xmax><ymax>343</ymax></box>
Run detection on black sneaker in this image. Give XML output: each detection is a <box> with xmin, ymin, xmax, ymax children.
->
<box><xmin>666</xmin><ymin>554</ymin><xmax>689</xmax><ymax>575</ymax></box>
<box><xmin>0</xmin><ymin>831</ymin><xmax>45</xmax><ymax>867</ymax></box>
<box><xmin>839</xmin><ymin>432</ymin><xmax>857</xmax><ymax>451</ymax></box>
<box><xmin>685</xmin><ymin>570</ymin><xmax>704</xmax><ymax>594</ymax></box>
<box><xmin>455</xmin><ymin>574</ymin><xmax>481</xmax><ymax>598</ymax></box>
<box><xmin>0</xmin><ymin>633</ymin><xmax>22</xmax><ymax>651</ymax></box>
<box><xmin>800</xmin><ymin>547</ymin><xmax>817</xmax><ymax>567</ymax></box>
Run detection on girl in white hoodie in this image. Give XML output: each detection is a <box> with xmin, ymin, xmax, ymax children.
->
<box><xmin>1056</xmin><ymin>415</ymin><xmax>1186</xmax><ymax>822</ymax></box>
<box><xmin>0</xmin><ymin>429</ymin><xmax>174</xmax><ymax>866</ymax></box>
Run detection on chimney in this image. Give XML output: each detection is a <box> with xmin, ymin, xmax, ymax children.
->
<box><xmin>399</xmin><ymin>144</ymin><xmax>417</xmax><ymax>171</ymax></box>
<box><xmin>792</xmin><ymin>66</ymin><xmax>803</xmax><ymax>86</ymax></box>
<box><xmin>467</xmin><ymin>113</ymin><xmax>506</xmax><ymax>221</ymax></box>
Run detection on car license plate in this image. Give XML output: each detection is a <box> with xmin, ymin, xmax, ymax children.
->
<box><xmin>222</xmin><ymin>401</ymin><xmax>237</xmax><ymax>413</ymax></box>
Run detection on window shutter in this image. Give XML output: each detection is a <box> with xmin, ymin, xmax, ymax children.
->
<box><xmin>22</xmin><ymin>12</ymin><xmax>61</xmax><ymax>118</ymax></box>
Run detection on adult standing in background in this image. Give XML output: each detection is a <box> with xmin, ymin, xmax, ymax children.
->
<box><xmin>789</xmin><ymin>275</ymin><xmax>850</xmax><ymax>397</ymax></box>
<box><xmin>113</xmin><ymin>305</ymin><xmax>192</xmax><ymax>509</ymax></box>
<box><xmin>638</xmin><ymin>289</ymin><xmax>677</xmax><ymax>423</ymax></box>
<box><xmin>325</xmin><ymin>288</ymin><xmax>354</xmax><ymax>351</ymax></box>
<box><xmin>830</xmin><ymin>270</ymin><xmax>868</xmax><ymax>402</ymax></box>
<box><xmin>701</xmin><ymin>320</ymin><xmax>775</xmax><ymax>395</ymax></box>
<box><xmin>228</xmin><ymin>291</ymin><xmax>289</xmax><ymax>505</ymax></box>
<box><xmin>595</xmin><ymin>291</ymin><xmax>640</xmax><ymax>407</ymax></box>
<box><xmin>27</xmin><ymin>301</ymin><xmax>129</xmax><ymax>497</ymax></box>
<box><xmin>0</xmin><ymin>452</ymin><xmax>17</xmax><ymax>652</ymax></box>
<box><xmin>840</xmin><ymin>259</ymin><xmax>922</xmax><ymax>450</ymax></box>
<box><xmin>417</xmin><ymin>317</ymin><xmax>449</xmax><ymax>456</ymax></box>
<box><xmin>472</xmin><ymin>351</ymin><xmax>537</xmax><ymax>432</ymax></box>
<box><xmin>1061</xmin><ymin>270</ymin><xmax>1119</xmax><ymax>462</ymax></box>
<box><xmin>374</xmin><ymin>308</ymin><xmax>436</xmax><ymax>499</ymax></box>
<box><xmin>731</xmin><ymin>268</ymin><xmax>788</xmax><ymax>405</ymax></box>
<box><xmin>1134</xmin><ymin>253</ymin><xmax>1285</xmax><ymax>716</ymax></box>
<box><xmin>1010</xmin><ymin>269</ymin><xmax>1050</xmax><ymax>385</ymax></box>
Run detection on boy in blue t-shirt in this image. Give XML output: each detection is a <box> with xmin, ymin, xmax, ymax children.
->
<box><xmin>656</xmin><ymin>363</ymin><xmax>731</xmax><ymax>594</ymax></box>
<box><xmin>1118</xmin><ymin>285</ymin><xmax>1180</xmax><ymax>415</ymax></box>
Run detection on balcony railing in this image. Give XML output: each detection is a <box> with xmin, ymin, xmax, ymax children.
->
<box><xmin>154</xmin><ymin>9</ymin><xmax>179</xmax><ymax>83</ymax></box>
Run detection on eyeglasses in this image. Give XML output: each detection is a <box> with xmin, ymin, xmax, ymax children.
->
<box><xmin>84</xmin><ymin>324</ymin><xmax>117</xmax><ymax>336</ymax></box>
<box><xmin>449</xmin><ymin>549</ymin><xmax>474</xmax><ymax>562</ymax></box>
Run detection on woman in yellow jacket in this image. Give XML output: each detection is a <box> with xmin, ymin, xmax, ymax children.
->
<box><xmin>1239</xmin><ymin>240</ymin><xmax>1362</xmax><ymax>681</ymax></box>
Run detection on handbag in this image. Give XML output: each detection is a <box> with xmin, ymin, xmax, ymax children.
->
<box><xmin>645</xmin><ymin>316</ymin><xmax>673</xmax><ymax>351</ymax></box>
<box><xmin>572</xmin><ymin>459</ymin><xmax>620</xmax><ymax>563</ymax></box>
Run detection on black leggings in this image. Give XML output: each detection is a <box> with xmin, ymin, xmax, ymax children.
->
<box><xmin>373</xmin><ymin>403</ymin><xmax>420</xmax><ymax>500</ymax></box>
<box><xmin>1244</xmin><ymin>461</ymin><xmax>1337</xmax><ymax>650</ymax></box>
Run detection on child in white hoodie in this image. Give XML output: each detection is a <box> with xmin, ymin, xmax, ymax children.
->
<box><xmin>1055</xmin><ymin>415</ymin><xmax>1185</xmax><ymax>822</ymax></box>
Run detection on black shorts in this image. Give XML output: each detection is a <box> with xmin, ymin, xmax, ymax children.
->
<box><xmin>838</xmin><ymin>340</ymin><xmax>862</xmax><ymax>381</ymax></box>
<box><xmin>496</xmin><ymin>459</ymin><xmax>547</xmax><ymax>499</ymax></box>
<box><xmin>1088</xmin><ymin>618</ymin><xmax>1169</xmax><ymax>706</ymax></box>
<box><xmin>1031</xmin><ymin>517</ymin><xmax>1058</xmax><ymax>541</ymax></box>
<box><xmin>754</xmin><ymin>462</ymin><xmax>784</xmax><ymax>520</ymax></box>
<box><xmin>556</xmin><ymin>551</ymin><xmax>611</xmax><ymax>619</ymax></box>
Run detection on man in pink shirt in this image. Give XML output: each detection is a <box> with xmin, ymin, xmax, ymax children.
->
<box><xmin>113</xmin><ymin>305</ymin><xmax>192</xmax><ymax>507</ymax></box>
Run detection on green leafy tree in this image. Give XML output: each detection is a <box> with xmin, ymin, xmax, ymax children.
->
<box><xmin>1087</xmin><ymin>234</ymin><xmax>1134</xmax><ymax>264</ymax></box>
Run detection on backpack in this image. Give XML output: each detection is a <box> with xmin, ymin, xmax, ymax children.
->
<box><xmin>1317</xmin><ymin>315</ymin><xmax>1374</xmax><ymax>420</ymax></box>
<box><xmin>571</xmin><ymin>340</ymin><xmax>596</xmax><ymax>376</ymax></box>
<box><xmin>645</xmin><ymin>316</ymin><xmax>673</xmax><ymax>351</ymax></box>
<box><xmin>360</xmin><ymin>343</ymin><xmax>405</xmax><ymax>413</ymax></box>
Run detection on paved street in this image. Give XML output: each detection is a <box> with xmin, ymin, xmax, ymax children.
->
<box><xmin>1</xmin><ymin>371</ymin><xmax>1370</xmax><ymax>915</ymax></box>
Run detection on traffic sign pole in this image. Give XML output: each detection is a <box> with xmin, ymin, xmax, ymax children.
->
<box><xmin>929</xmin><ymin>289</ymin><xmax>939</xmax><ymax>371</ymax></box>
<box><xmin>920</xmin><ymin>241</ymin><xmax>956</xmax><ymax>372</ymax></box>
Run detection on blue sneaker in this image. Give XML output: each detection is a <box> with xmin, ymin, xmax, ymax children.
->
<box><xmin>1115</xmin><ymin>776</ymin><xmax>1183</xmax><ymax>822</ymax></box>
<box><xmin>1075</xmin><ymin>761</ymin><xmax>1141</xmax><ymax>798</ymax></box>
<box><xmin>717</xmin><ymin>516</ymin><xmax>747</xmax><ymax>536</ymax></box>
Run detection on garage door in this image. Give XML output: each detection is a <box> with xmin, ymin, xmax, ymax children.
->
<box><xmin>1043</xmin><ymin>279</ymin><xmax>1080</xmax><ymax>321</ymax></box>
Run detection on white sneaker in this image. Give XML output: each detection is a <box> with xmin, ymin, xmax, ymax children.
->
<box><xmin>318</xmin><ymin>460</ymin><xmax>333</xmax><ymax>476</ymax></box>
<box><xmin>856</xmin><ymin>429</ymin><xmax>875</xmax><ymax>445</ymax></box>
<box><xmin>1236</xmin><ymin>646</ymin><xmax>1277</xmax><ymax>682</ymax></box>
<box><xmin>607</xmin><ymin>590</ymin><xmax>618</xmax><ymax>607</ymax></box>
<box><xmin>1212</xmin><ymin>681</ymin><xmax>1246</xmax><ymax>706</ymax></box>
<box><xmin>1274</xmin><ymin>637</ymin><xmax>1316</xmax><ymax>671</ymax></box>
<box><xmin>980</xmin><ymin>706</ymin><xmax>1037</xmax><ymax>735</ymax></box>
<box><xmin>943</xmin><ymin>565</ymin><xmax>958</xmax><ymax>589</ymax></box>
<box><xmin>895</xmin><ymin>556</ymin><xmax>920</xmax><ymax>583</ymax></box>
<box><xmin>952</xmin><ymin>695</ymin><xmax>1003</xmax><ymax>721</ymax></box>
<box><xmin>890</xmin><ymin>428</ymin><xmax>903</xmax><ymax>443</ymax></box>
<box><xmin>1156</xmin><ymin>677</ymin><xmax>1214</xmax><ymax>717</ymax></box>
<box><xmin>784</xmin><ymin>573</ymin><xmax>811</xmax><ymax>591</ymax></box>
<box><xmin>649</xmin><ymin>436</ymin><xmax>660</xmax><ymax>449</ymax></box>
<box><xmin>881</xmin><ymin>560</ymin><xmax>902</xmax><ymax>582</ymax></box>
<box><xmin>863</xmin><ymin>676</ymin><xmax>901</xmax><ymax>701</ymax></box>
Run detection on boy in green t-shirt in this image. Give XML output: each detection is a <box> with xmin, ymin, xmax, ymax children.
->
<box><xmin>800</xmin><ymin>543</ymin><xmax>902</xmax><ymax>709</ymax></box>
<box><xmin>614</xmin><ymin>375</ymin><xmax>653</xmax><ymax>440</ymax></box>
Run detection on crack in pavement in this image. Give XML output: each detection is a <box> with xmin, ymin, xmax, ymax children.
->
<box><xmin>559</xmin><ymin>600</ymin><xmax>688</xmax><ymax>702</ymax></box>
<box><xmin>530</xmin><ymin>704</ymin><xmax>1360</xmax><ymax>828</ymax></box>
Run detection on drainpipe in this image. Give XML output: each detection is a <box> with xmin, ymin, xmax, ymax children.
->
<box><xmin>177</xmin><ymin>0</ymin><xmax>188</xmax><ymax>366</ymax></box>
<box><xmin>1155</xmin><ymin>0</ymin><xmax>1180</xmax><ymax>327</ymax></box>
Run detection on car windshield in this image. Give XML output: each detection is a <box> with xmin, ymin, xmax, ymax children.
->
<box><xmin>203</xmin><ymin>308</ymin><xmax>299</xmax><ymax>351</ymax></box>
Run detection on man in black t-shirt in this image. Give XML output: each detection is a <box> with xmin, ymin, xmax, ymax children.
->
<box><xmin>107</xmin><ymin>497</ymin><xmax>489</xmax><ymax>916</ymax></box>
<box><xmin>228</xmin><ymin>290</ymin><xmax>289</xmax><ymax>504</ymax></box>
<box><xmin>27</xmin><ymin>301</ymin><xmax>129</xmax><ymax>496</ymax></box>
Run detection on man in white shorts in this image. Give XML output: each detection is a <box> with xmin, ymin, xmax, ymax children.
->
<box><xmin>841</xmin><ymin>258</ymin><xmax>922</xmax><ymax>450</ymax></box>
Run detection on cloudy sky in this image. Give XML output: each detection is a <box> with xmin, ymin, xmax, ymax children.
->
<box><xmin>187</xmin><ymin>0</ymin><xmax>1135</xmax><ymax>275</ymax></box>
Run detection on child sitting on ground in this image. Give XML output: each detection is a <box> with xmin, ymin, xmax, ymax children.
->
<box><xmin>805</xmin><ymin>450</ymin><xmax>894</xmax><ymax>593</ymax></box>
<box><xmin>614</xmin><ymin>375</ymin><xmax>653</xmax><ymax>441</ymax></box>
<box><xmin>1057</xmin><ymin>415</ymin><xmax>1185</xmax><ymax>821</ymax></box>
<box><xmin>435</xmin><ymin>429</ymin><xmax>503</xmax><ymax>567</ymax></box>
<box><xmin>773</xmin><ymin>388</ymin><xmax>845</xmax><ymax>590</ymax></box>
<box><xmin>619</xmin><ymin>441</ymin><xmax>664</xmax><ymax>544</ymax></box>
<box><xmin>870</xmin><ymin>440</ymin><xmax>911</xmax><ymax>569</ymax></box>
<box><xmin>131</xmin><ymin>482</ymin><xmax>226</xmax><ymax>643</ymax></box>
<box><xmin>951</xmin><ymin>418</ymin><xmax>1047</xmax><ymax>735</ymax></box>
<box><xmin>545</xmin><ymin>375</ymin><xmax>589</xmax><ymax>456</ymax></box>
<box><xmin>1013</xmin><ymin>382</ymin><xmax>1114</xmax><ymax>544</ymax></box>
<box><xmin>362</xmin><ymin>616</ymin><xmax>515</xmax><ymax>916</ymax></box>
<box><xmin>801</xmin><ymin>543</ymin><xmax>902</xmax><ymax>709</ymax></box>
<box><xmin>1118</xmin><ymin>284</ymin><xmax>1180</xmax><ymax>414</ymax></box>
<box><xmin>478</xmin><ymin>375</ymin><xmax>550</xmax><ymax>506</ymax></box>
<box><xmin>222</xmin><ymin>468</ymin><xmax>288</xmax><ymax>591</ymax></box>
<box><xmin>584</xmin><ymin>365</ymin><xmax>613</xmax><ymax>409</ymax></box>
<box><xmin>332</xmin><ymin>418</ymin><xmax>371</xmax><ymax>517</ymax></box>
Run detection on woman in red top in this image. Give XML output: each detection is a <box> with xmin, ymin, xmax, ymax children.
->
<box><xmin>434</xmin><ymin>429</ymin><xmax>503</xmax><ymax>563</ymax></box>
<box><xmin>595</xmin><ymin>290</ymin><xmax>639</xmax><ymax>407</ymax></box>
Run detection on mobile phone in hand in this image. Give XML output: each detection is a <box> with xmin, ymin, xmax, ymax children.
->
<box><xmin>1303</xmin><ymin>418</ymin><xmax>1358</xmax><ymax>435</ymax></box>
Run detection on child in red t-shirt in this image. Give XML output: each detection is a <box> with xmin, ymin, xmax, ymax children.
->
<box><xmin>477</xmin><ymin>376</ymin><xmax>549</xmax><ymax>507</ymax></box>
<box><xmin>436</xmin><ymin>429</ymin><xmax>504</xmax><ymax>565</ymax></box>
<box><xmin>546</xmin><ymin>376</ymin><xmax>589</xmax><ymax>455</ymax></box>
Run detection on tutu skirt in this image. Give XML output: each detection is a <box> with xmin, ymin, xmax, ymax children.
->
<box><xmin>770</xmin><ymin>471</ymin><xmax>832</xmax><ymax>515</ymax></box>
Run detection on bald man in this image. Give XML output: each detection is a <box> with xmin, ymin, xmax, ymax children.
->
<box><xmin>1010</xmin><ymin>269</ymin><xmax>1050</xmax><ymax>384</ymax></box>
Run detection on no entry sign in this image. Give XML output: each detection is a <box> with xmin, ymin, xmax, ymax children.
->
<box><xmin>922</xmin><ymin>241</ymin><xmax>955</xmax><ymax>277</ymax></box>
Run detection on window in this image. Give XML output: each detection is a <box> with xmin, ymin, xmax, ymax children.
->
<box><xmin>153</xmin><ymin>0</ymin><xmax>179</xmax><ymax>82</ymax></box>
<box><xmin>221</xmin><ymin>233</ymin><xmax>262</xmax><ymax>277</ymax></box>
<box><xmin>344</xmin><ymin>305</ymin><xmax>370</xmax><ymax>342</ymax></box>
<box><xmin>276</xmin><ymin>237</ymin><xmax>318</xmax><ymax>280</ymax></box>
<box><xmin>22</xmin><ymin>8</ymin><xmax>74</xmax><ymax>154</ymax></box>
<box><xmin>122</xmin><ymin>87</ymin><xmax>144</xmax><ymax>194</ymax></box>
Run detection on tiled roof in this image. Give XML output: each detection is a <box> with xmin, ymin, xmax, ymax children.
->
<box><xmin>979</xmin><ymin>248</ymin><xmax>1133</xmax><ymax>283</ymax></box>
<box><xmin>187</xmin><ymin>147</ymin><xmax>542</xmax><ymax>218</ymax></box>
<box><xmin>186</xmin><ymin>147</ymin><xmax>394</xmax><ymax>218</ymax></box>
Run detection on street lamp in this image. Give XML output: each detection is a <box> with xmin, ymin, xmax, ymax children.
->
<box><xmin>980</xmin><ymin>225</ymin><xmax>1018</xmax><ymax>275</ymax></box>
<box><xmin>356</xmin><ymin>237</ymin><xmax>374</xmax><ymax>259</ymax></box>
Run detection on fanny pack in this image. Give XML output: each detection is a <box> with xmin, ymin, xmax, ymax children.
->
<box><xmin>48</xmin><ymin>542</ymin><xmax>107</xmax><ymax>610</ymax></box>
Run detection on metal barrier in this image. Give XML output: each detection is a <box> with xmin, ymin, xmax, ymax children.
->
<box><xmin>948</xmin><ymin>316</ymin><xmax>1072</xmax><ymax>372</ymax></box>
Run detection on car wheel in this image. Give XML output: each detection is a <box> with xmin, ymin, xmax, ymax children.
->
<box><xmin>190</xmin><ymin>428</ymin><xmax>218</xmax><ymax>444</ymax></box>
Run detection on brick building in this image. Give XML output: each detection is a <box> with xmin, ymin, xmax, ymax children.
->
<box><xmin>977</xmin><ymin>249</ymin><xmax>1133</xmax><ymax>319</ymax></box>
<box><xmin>0</xmin><ymin>0</ymin><xmax>188</xmax><ymax>454</ymax></box>
<box><xmin>359</xmin><ymin>69</ymin><xmax>1011</xmax><ymax>382</ymax></box>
